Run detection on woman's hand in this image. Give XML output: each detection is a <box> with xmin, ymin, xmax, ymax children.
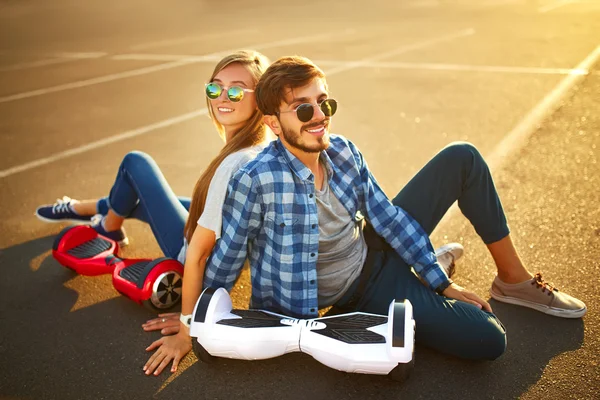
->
<box><xmin>144</xmin><ymin>331</ymin><xmax>192</xmax><ymax>376</ymax></box>
<box><xmin>142</xmin><ymin>313</ymin><xmax>180</xmax><ymax>335</ymax></box>
<box><xmin>442</xmin><ymin>282</ymin><xmax>492</xmax><ymax>313</ymax></box>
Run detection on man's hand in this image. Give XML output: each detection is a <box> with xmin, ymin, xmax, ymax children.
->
<box><xmin>442</xmin><ymin>283</ymin><xmax>492</xmax><ymax>313</ymax></box>
<box><xmin>143</xmin><ymin>331</ymin><xmax>192</xmax><ymax>376</ymax></box>
<box><xmin>142</xmin><ymin>313</ymin><xmax>180</xmax><ymax>335</ymax></box>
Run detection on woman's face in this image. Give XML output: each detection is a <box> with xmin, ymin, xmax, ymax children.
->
<box><xmin>209</xmin><ymin>63</ymin><xmax>257</xmax><ymax>135</ymax></box>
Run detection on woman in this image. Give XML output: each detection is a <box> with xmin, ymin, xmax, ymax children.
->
<box><xmin>35</xmin><ymin>50</ymin><xmax>273</xmax><ymax>374</ymax></box>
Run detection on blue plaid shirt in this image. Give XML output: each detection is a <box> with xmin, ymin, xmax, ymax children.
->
<box><xmin>204</xmin><ymin>135</ymin><xmax>448</xmax><ymax>318</ymax></box>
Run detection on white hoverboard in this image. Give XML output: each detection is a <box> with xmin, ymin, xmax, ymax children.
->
<box><xmin>190</xmin><ymin>288</ymin><xmax>416</xmax><ymax>381</ymax></box>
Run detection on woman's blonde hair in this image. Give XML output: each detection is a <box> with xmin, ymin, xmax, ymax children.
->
<box><xmin>184</xmin><ymin>50</ymin><xmax>270</xmax><ymax>242</ymax></box>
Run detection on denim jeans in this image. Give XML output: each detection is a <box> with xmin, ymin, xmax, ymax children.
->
<box><xmin>95</xmin><ymin>151</ymin><xmax>190</xmax><ymax>259</ymax></box>
<box><xmin>334</xmin><ymin>142</ymin><xmax>509</xmax><ymax>360</ymax></box>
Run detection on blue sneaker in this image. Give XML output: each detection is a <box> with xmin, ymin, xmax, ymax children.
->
<box><xmin>35</xmin><ymin>196</ymin><xmax>93</xmax><ymax>224</ymax></box>
<box><xmin>91</xmin><ymin>215</ymin><xmax>129</xmax><ymax>247</ymax></box>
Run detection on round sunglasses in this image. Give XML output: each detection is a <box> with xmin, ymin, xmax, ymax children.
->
<box><xmin>205</xmin><ymin>82</ymin><xmax>254</xmax><ymax>102</ymax></box>
<box><xmin>278</xmin><ymin>99</ymin><xmax>338</xmax><ymax>123</ymax></box>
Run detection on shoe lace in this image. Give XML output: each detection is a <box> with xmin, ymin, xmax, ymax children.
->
<box><xmin>531</xmin><ymin>272</ymin><xmax>559</xmax><ymax>295</ymax></box>
<box><xmin>52</xmin><ymin>196</ymin><xmax>73</xmax><ymax>214</ymax></box>
<box><xmin>90</xmin><ymin>214</ymin><xmax>104</xmax><ymax>226</ymax></box>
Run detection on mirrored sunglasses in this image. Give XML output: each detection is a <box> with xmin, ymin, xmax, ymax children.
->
<box><xmin>205</xmin><ymin>82</ymin><xmax>254</xmax><ymax>102</ymax></box>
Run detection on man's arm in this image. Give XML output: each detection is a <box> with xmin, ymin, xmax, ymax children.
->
<box><xmin>203</xmin><ymin>170</ymin><xmax>263</xmax><ymax>290</ymax></box>
<box><xmin>347</xmin><ymin>141</ymin><xmax>450</xmax><ymax>291</ymax></box>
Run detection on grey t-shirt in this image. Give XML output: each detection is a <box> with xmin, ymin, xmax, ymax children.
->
<box><xmin>315</xmin><ymin>165</ymin><xmax>368</xmax><ymax>307</ymax></box>
<box><xmin>177</xmin><ymin>145</ymin><xmax>265</xmax><ymax>264</ymax></box>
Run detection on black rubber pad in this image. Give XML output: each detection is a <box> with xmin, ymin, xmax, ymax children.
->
<box><xmin>312</xmin><ymin>314</ymin><xmax>387</xmax><ymax>344</ymax></box>
<box><xmin>118</xmin><ymin>260</ymin><xmax>153</xmax><ymax>284</ymax></box>
<box><xmin>217</xmin><ymin>310</ymin><xmax>289</xmax><ymax>328</ymax></box>
<box><xmin>66</xmin><ymin>237</ymin><xmax>112</xmax><ymax>259</ymax></box>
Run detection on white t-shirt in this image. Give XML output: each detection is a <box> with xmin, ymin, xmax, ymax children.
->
<box><xmin>177</xmin><ymin>145</ymin><xmax>265</xmax><ymax>263</ymax></box>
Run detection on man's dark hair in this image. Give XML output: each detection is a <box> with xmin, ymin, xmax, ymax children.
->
<box><xmin>255</xmin><ymin>56</ymin><xmax>327</xmax><ymax>116</ymax></box>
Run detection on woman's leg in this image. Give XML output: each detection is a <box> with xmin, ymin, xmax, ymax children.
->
<box><xmin>98</xmin><ymin>151</ymin><xmax>188</xmax><ymax>258</ymax></box>
<box><xmin>96</xmin><ymin>196</ymin><xmax>191</xmax><ymax>222</ymax></box>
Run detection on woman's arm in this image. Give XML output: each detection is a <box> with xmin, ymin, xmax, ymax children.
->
<box><xmin>143</xmin><ymin>225</ymin><xmax>216</xmax><ymax>376</ymax></box>
<box><xmin>180</xmin><ymin>225</ymin><xmax>216</xmax><ymax>317</ymax></box>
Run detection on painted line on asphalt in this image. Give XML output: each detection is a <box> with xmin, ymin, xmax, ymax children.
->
<box><xmin>485</xmin><ymin>44</ymin><xmax>600</xmax><ymax>169</ymax></box>
<box><xmin>0</xmin><ymin>30</ymin><xmax>359</xmax><ymax>178</ymax></box>
<box><xmin>111</xmin><ymin>53</ymin><xmax>218</xmax><ymax>62</ymax></box>
<box><xmin>539</xmin><ymin>0</ymin><xmax>578</xmax><ymax>12</ymax></box>
<box><xmin>110</xmin><ymin>53</ymin><xmax>589</xmax><ymax>76</ymax></box>
<box><xmin>0</xmin><ymin>109</ymin><xmax>209</xmax><ymax>179</ymax></box>
<box><xmin>315</xmin><ymin>60</ymin><xmax>589</xmax><ymax>76</ymax></box>
<box><xmin>53</xmin><ymin>52</ymin><xmax>109</xmax><ymax>59</ymax></box>
<box><xmin>436</xmin><ymin>43</ymin><xmax>600</xmax><ymax>228</ymax></box>
<box><xmin>0</xmin><ymin>31</ymin><xmax>351</xmax><ymax>105</ymax></box>
<box><xmin>0</xmin><ymin>52</ymin><xmax>107</xmax><ymax>73</ymax></box>
<box><xmin>323</xmin><ymin>28</ymin><xmax>475</xmax><ymax>75</ymax></box>
<box><xmin>0</xmin><ymin>58</ymin><xmax>197</xmax><ymax>104</ymax></box>
<box><xmin>130</xmin><ymin>29</ymin><xmax>258</xmax><ymax>50</ymax></box>
<box><xmin>0</xmin><ymin>58</ymin><xmax>77</xmax><ymax>73</ymax></box>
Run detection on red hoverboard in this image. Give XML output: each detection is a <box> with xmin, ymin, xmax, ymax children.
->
<box><xmin>52</xmin><ymin>225</ymin><xmax>184</xmax><ymax>311</ymax></box>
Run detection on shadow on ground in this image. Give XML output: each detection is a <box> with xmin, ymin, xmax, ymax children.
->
<box><xmin>0</xmin><ymin>237</ymin><xmax>584</xmax><ymax>400</ymax></box>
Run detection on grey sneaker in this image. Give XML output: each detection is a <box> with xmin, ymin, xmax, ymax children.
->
<box><xmin>490</xmin><ymin>273</ymin><xmax>586</xmax><ymax>318</ymax></box>
<box><xmin>435</xmin><ymin>243</ymin><xmax>464</xmax><ymax>278</ymax></box>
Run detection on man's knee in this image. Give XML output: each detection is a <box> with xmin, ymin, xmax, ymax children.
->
<box><xmin>441</xmin><ymin>141</ymin><xmax>483</xmax><ymax>164</ymax></box>
<box><xmin>474</xmin><ymin>316</ymin><xmax>507</xmax><ymax>360</ymax></box>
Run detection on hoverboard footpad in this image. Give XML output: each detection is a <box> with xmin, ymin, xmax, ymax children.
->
<box><xmin>218</xmin><ymin>310</ymin><xmax>289</xmax><ymax>328</ymax></box>
<box><xmin>66</xmin><ymin>236</ymin><xmax>112</xmax><ymax>259</ymax></box>
<box><xmin>311</xmin><ymin>314</ymin><xmax>387</xmax><ymax>344</ymax></box>
<box><xmin>117</xmin><ymin>257</ymin><xmax>171</xmax><ymax>289</ymax></box>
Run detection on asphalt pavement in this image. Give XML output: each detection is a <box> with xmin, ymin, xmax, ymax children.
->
<box><xmin>1</xmin><ymin>1</ymin><xmax>599</xmax><ymax>399</ymax></box>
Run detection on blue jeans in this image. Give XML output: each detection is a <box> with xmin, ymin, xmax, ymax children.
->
<box><xmin>96</xmin><ymin>151</ymin><xmax>190</xmax><ymax>259</ymax></box>
<box><xmin>334</xmin><ymin>143</ymin><xmax>509</xmax><ymax>360</ymax></box>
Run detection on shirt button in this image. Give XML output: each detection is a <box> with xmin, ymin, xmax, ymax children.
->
<box><xmin>310</xmin><ymin>253</ymin><xmax>315</xmax><ymax>257</ymax></box>
<box><xmin>309</xmin><ymin>194</ymin><xmax>314</xmax><ymax>198</ymax></box>
<box><xmin>280</xmin><ymin>222</ymin><xmax>285</xmax><ymax>228</ymax></box>
<box><xmin>310</xmin><ymin>308</ymin><xmax>316</xmax><ymax>313</ymax></box>
<box><xmin>310</xmin><ymin>280</ymin><xmax>315</xmax><ymax>284</ymax></box>
<box><xmin>311</xmin><ymin>224</ymin><xmax>316</xmax><ymax>229</ymax></box>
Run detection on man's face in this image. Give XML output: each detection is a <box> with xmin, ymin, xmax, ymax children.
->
<box><xmin>276</xmin><ymin>78</ymin><xmax>331</xmax><ymax>154</ymax></box>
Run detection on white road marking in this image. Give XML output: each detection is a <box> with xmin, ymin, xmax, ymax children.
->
<box><xmin>0</xmin><ymin>109</ymin><xmax>209</xmax><ymax>179</ymax></box>
<box><xmin>486</xmin><ymin>44</ymin><xmax>600</xmax><ymax>169</ymax></box>
<box><xmin>0</xmin><ymin>52</ymin><xmax>107</xmax><ymax>72</ymax></box>
<box><xmin>129</xmin><ymin>29</ymin><xmax>258</xmax><ymax>51</ymax></box>
<box><xmin>0</xmin><ymin>31</ymin><xmax>351</xmax><ymax>105</ymax></box>
<box><xmin>0</xmin><ymin>31</ymin><xmax>358</xmax><ymax>178</ymax></box>
<box><xmin>0</xmin><ymin>58</ymin><xmax>197</xmax><ymax>104</ymax></box>
<box><xmin>111</xmin><ymin>53</ymin><xmax>220</xmax><ymax>62</ymax></box>
<box><xmin>53</xmin><ymin>52</ymin><xmax>108</xmax><ymax>59</ymax></box>
<box><xmin>111</xmin><ymin>53</ymin><xmax>589</xmax><ymax>76</ymax></box>
<box><xmin>316</xmin><ymin>60</ymin><xmax>588</xmax><ymax>75</ymax></box>
<box><xmin>323</xmin><ymin>29</ymin><xmax>475</xmax><ymax>75</ymax></box>
<box><xmin>539</xmin><ymin>0</ymin><xmax>578</xmax><ymax>13</ymax></box>
<box><xmin>436</xmin><ymin>44</ymin><xmax>600</xmax><ymax>228</ymax></box>
<box><xmin>0</xmin><ymin>58</ymin><xmax>76</xmax><ymax>73</ymax></box>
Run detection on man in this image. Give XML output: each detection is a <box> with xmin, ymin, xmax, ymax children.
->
<box><xmin>204</xmin><ymin>56</ymin><xmax>586</xmax><ymax>360</ymax></box>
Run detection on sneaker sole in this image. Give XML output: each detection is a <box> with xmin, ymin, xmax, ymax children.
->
<box><xmin>35</xmin><ymin>212</ymin><xmax>92</xmax><ymax>225</ymax></box>
<box><xmin>489</xmin><ymin>289</ymin><xmax>587</xmax><ymax>318</ymax></box>
<box><xmin>434</xmin><ymin>243</ymin><xmax>464</xmax><ymax>261</ymax></box>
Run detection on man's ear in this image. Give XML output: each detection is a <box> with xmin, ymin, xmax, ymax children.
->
<box><xmin>263</xmin><ymin>115</ymin><xmax>281</xmax><ymax>136</ymax></box>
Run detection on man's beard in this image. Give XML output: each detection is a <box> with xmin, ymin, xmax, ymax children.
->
<box><xmin>280</xmin><ymin>119</ymin><xmax>330</xmax><ymax>153</ymax></box>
